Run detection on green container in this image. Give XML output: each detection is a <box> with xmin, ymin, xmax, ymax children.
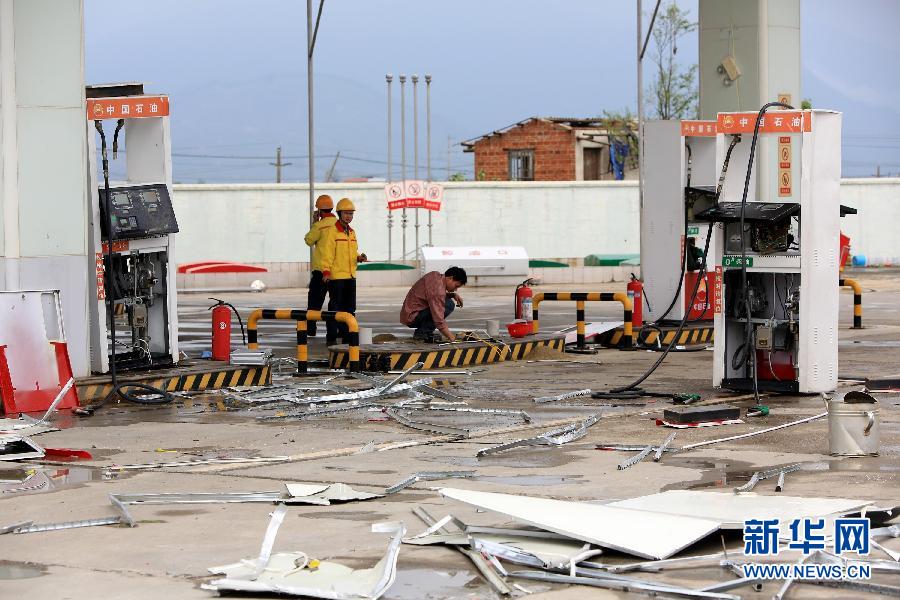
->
<box><xmin>528</xmin><ymin>259</ymin><xmax>569</xmax><ymax>268</ymax></box>
<box><xmin>584</xmin><ymin>254</ymin><xmax>640</xmax><ymax>267</ymax></box>
<box><xmin>356</xmin><ymin>262</ymin><xmax>415</xmax><ymax>271</ymax></box>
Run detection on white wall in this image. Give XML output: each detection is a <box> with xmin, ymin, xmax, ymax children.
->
<box><xmin>171</xmin><ymin>181</ymin><xmax>640</xmax><ymax>264</ymax></box>
<box><xmin>170</xmin><ymin>178</ymin><xmax>898</xmax><ymax>266</ymax></box>
<box><xmin>836</xmin><ymin>179</ymin><xmax>900</xmax><ymax>262</ymax></box>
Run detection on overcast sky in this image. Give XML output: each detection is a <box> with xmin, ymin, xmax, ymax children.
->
<box><xmin>85</xmin><ymin>0</ymin><xmax>900</xmax><ymax>182</ymax></box>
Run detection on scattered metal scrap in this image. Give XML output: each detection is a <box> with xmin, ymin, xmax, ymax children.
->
<box><xmin>203</xmin><ymin>506</ymin><xmax>405</xmax><ymax>599</ymax></box>
<box><xmin>110</xmin><ymin>483</ymin><xmax>381</xmax><ymax>507</ymax></box>
<box><xmin>509</xmin><ymin>570</ymin><xmax>741</xmax><ymax>600</ymax></box>
<box><xmin>0</xmin><ymin>434</ymin><xmax>45</xmax><ymax>460</ymax></box>
<box><xmin>477</xmin><ymin>414</ymin><xmax>601</xmax><ymax>457</ymax></box>
<box><xmin>384</xmin><ymin>471</ymin><xmax>475</xmax><ymax>495</ymax></box>
<box><xmin>679</xmin><ymin>412</ymin><xmax>827</xmax><ymax>451</ymax></box>
<box><xmin>653</xmin><ymin>432</ymin><xmax>678</xmax><ymax>461</ymax></box>
<box><xmin>4</xmin><ymin>492</ymin><xmax>135</xmax><ymax>534</ymax></box>
<box><xmin>617</xmin><ymin>445</ymin><xmax>654</xmax><ymax>470</ymax></box>
<box><xmin>733</xmin><ymin>464</ymin><xmax>801</xmax><ymax>494</ymax></box>
<box><xmin>533</xmin><ymin>389</ymin><xmax>592</xmax><ymax>404</ymax></box>
<box><xmin>411</xmin><ymin>506</ymin><xmax>514</xmax><ymax>596</ymax></box>
<box><xmin>102</xmin><ymin>455</ymin><xmax>291</xmax><ymax>473</ymax></box>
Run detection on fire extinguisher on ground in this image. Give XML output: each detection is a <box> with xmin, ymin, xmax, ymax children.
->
<box><xmin>627</xmin><ymin>273</ymin><xmax>644</xmax><ymax>329</ymax></box>
<box><xmin>515</xmin><ymin>278</ymin><xmax>534</xmax><ymax>322</ymax></box>
<box><xmin>208</xmin><ymin>298</ymin><xmax>246</xmax><ymax>361</ymax></box>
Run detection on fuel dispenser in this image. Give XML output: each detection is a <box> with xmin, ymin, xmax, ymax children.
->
<box><xmin>86</xmin><ymin>84</ymin><xmax>180</xmax><ymax>374</ymax></box>
<box><xmin>699</xmin><ymin>109</ymin><xmax>841</xmax><ymax>394</ymax></box>
<box><xmin>641</xmin><ymin>120</ymin><xmax>721</xmax><ymax>323</ymax></box>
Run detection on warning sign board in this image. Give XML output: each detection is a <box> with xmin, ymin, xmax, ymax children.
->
<box><xmin>404</xmin><ymin>180</ymin><xmax>425</xmax><ymax>208</ymax></box>
<box><xmin>424</xmin><ymin>183</ymin><xmax>443</xmax><ymax>211</ymax></box>
<box><xmin>714</xmin><ymin>266</ymin><xmax>724</xmax><ymax>314</ymax></box>
<box><xmin>778</xmin><ymin>135</ymin><xmax>792</xmax><ymax>197</ymax></box>
<box><xmin>385</xmin><ymin>182</ymin><xmax>406</xmax><ymax>210</ymax></box>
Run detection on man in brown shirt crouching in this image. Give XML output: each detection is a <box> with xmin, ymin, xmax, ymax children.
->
<box><xmin>400</xmin><ymin>267</ymin><xmax>467</xmax><ymax>342</ymax></box>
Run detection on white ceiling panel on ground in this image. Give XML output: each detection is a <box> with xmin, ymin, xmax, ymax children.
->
<box><xmin>439</xmin><ymin>488</ymin><xmax>720</xmax><ymax>560</ymax></box>
<box><xmin>609</xmin><ymin>490</ymin><xmax>873</xmax><ymax>529</ymax></box>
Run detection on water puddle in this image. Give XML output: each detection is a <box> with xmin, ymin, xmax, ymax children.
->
<box><xmin>0</xmin><ymin>561</ymin><xmax>47</xmax><ymax>580</ymax></box>
<box><xmin>840</xmin><ymin>340</ymin><xmax>900</xmax><ymax>347</ymax></box>
<box><xmin>662</xmin><ymin>457</ymin><xmax>899</xmax><ymax>492</ymax></box>
<box><xmin>385</xmin><ymin>568</ymin><xmax>489</xmax><ymax>600</ymax></box>
<box><xmin>0</xmin><ymin>464</ymin><xmax>135</xmax><ymax>498</ymax></box>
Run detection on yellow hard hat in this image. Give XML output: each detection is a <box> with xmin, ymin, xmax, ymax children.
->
<box><xmin>336</xmin><ymin>198</ymin><xmax>355</xmax><ymax>212</ymax></box>
<box><xmin>315</xmin><ymin>194</ymin><xmax>334</xmax><ymax>210</ymax></box>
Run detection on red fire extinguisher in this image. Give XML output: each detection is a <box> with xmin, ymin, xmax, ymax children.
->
<box><xmin>514</xmin><ymin>278</ymin><xmax>534</xmax><ymax>322</ymax></box>
<box><xmin>627</xmin><ymin>273</ymin><xmax>644</xmax><ymax>329</ymax></box>
<box><xmin>208</xmin><ymin>298</ymin><xmax>245</xmax><ymax>361</ymax></box>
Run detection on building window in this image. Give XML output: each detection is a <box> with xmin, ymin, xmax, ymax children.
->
<box><xmin>507</xmin><ymin>149</ymin><xmax>534</xmax><ymax>181</ymax></box>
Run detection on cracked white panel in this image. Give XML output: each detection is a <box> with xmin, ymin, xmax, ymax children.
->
<box><xmin>440</xmin><ymin>488</ymin><xmax>720</xmax><ymax>560</ymax></box>
<box><xmin>609</xmin><ymin>490</ymin><xmax>872</xmax><ymax>529</ymax></box>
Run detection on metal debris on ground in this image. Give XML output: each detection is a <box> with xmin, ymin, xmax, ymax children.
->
<box><xmin>410</xmin><ymin>506</ymin><xmax>514</xmax><ymax>596</ymax></box>
<box><xmin>678</xmin><ymin>412</ymin><xmax>827</xmax><ymax>451</ymax></box>
<box><xmin>229</xmin><ymin>349</ymin><xmax>273</xmax><ymax>365</ymax></box>
<box><xmin>476</xmin><ymin>414</ymin><xmax>601</xmax><ymax>457</ymax></box>
<box><xmin>0</xmin><ymin>434</ymin><xmax>45</xmax><ymax>460</ymax></box>
<box><xmin>653</xmin><ymin>432</ymin><xmax>678</xmax><ymax>461</ymax></box>
<box><xmin>384</xmin><ymin>471</ymin><xmax>475</xmax><ymax>495</ymax></box>
<box><xmin>4</xmin><ymin>492</ymin><xmax>136</xmax><ymax>534</ymax></box>
<box><xmin>733</xmin><ymin>464</ymin><xmax>802</xmax><ymax>494</ymax></box>
<box><xmin>102</xmin><ymin>455</ymin><xmax>291</xmax><ymax>473</ymax></box>
<box><xmin>617</xmin><ymin>445</ymin><xmax>654</xmax><ymax>470</ymax></box>
<box><xmin>203</xmin><ymin>505</ymin><xmax>405</xmax><ymax>600</ymax></box>
<box><xmin>509</xmin><ymin>570</ymin><xmax>741</xmax><ymax>600</ymax></box>
<box><xmin>384</xmin><ymin>407</ymin><xmax>470</xmax><ymax>436</ymax></box>
<box><xmin>110</xmin><ymin>483</ymin><xmax>381</xmax><ymax>507</ymax></box>
<box><xmin>532</xmin><ymin>389</ymin><xmax>592</xmax><ymax>404</ymax></box>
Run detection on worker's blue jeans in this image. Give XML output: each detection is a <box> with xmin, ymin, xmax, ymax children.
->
<box><xmin>411</xmin><ymin>297</ymin><xmax>455</xmax><ymax>338</ymax></box>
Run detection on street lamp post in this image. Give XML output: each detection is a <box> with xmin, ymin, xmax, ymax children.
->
<box><xmin>386</xmin><ymin>74</ymin><xmax>393</xmax><ymax>262</ymax></box>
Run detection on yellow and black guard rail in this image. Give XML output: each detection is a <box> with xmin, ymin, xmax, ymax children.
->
<box><xmin>247</xmin><ymin>308</ymin><xmax>360</xmax><ymax>372</ymax></box>
<box><xmin>839</xmin><ymin>278</ymin><xmax>862</xmax><ymax>329</ymax></box>
<box><xmin>531</xmin><ymin>292</ymin><xmax>634</xmax><ymax>348</ymax></box>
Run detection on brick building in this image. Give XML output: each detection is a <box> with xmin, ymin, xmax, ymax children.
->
<box><xmin>462</xmin><ymin>117</ymin><xmax>638</xmax><ymax>181</ymax></box>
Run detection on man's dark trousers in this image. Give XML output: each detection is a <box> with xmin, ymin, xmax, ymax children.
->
<box><xmin>411</xmin><ymin>297</ymin><xmax>455</xmax><ymax>338</ymax></box>
<box><xmin>326</xmin><ymin>278</ymin><xmax>357</xmax><ymax>345</ymax></box>
<box><xmin>307</xmin><ymin>270</ymin><xmax>327</xmax><ymax>336</ymax></box>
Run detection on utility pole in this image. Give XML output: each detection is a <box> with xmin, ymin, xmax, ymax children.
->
<box><xmin>412</xmin><ymin>74</ymin><xmax>420</xmax><ymax>255</ymax></box>
<box><xmin>386</xmin><ymin>74</ymin><xmax>393</xmax><ymax>262</ymax></box>
<box><xmin>425</xmin><ymin>74</ymin><xmax>433</xmax><ymax>245</ymax></box>
<box><xmin>447</xmin><ymin>136</ymin><xmax>451</xmax><ymax>180</ymax></box>
<box><xmin>307</xmin><ymin>0</ymin><xmax>326</xmax><ymax>261</ymax></box>
<box><xmin>270</xmin><ymin>146</ymin><xmax>292</xmax><ymax>183</ymax></box>
<box><xmin>324</xmin><ymin>151</ymin><xmax>340</xmax><ymax>182</ymax></box>
<box><xmin>400</xmin><ymin>74</ymin><xmax>407</xmax><ymax>260</ymax></box>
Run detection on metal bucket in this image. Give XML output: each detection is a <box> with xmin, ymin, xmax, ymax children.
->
<box><xmin>827</xmin><ymin>391</ymin><xmax>880</xmax><ymax>456</ymax></box>
<box><xmin>358</xmin><ymin>327</ymin><xmax>373</xmax><ymax>346</ymax></box>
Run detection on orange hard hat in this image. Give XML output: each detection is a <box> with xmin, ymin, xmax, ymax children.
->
<box><xmin>315</xmin><ymin>194</ymin><xmax>334</xmax><ymax>210</ymax></box>
<box><xmin>336</xmin><ymin>198</ymin><xmax>356</xmax><ymax>212</ymax></box>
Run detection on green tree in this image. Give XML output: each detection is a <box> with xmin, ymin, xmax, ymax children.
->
<box><xmin>600</xmin><ymin>109</ymin><xmax>639</xmax><ymax>170</ymax></box>
<box><xmin>449</xmin><ymin>172</ymin><xmax>466</xmax><ymax>181</ymax></box>
<box><xmin>647</xmin><ymin>2</ymin><xmax>698</xmax><ymax>120</ymax></box>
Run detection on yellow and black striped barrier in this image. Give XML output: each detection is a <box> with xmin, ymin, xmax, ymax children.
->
<box><xmin>531</xmin><ymin>292</ymin><xmax>635</xmax><ymax>348</ymax></box>
<box><xmin>839</xmin><ymin>278</ymin><xmax>862</xmax><ymax>329</ymax></box>
<box><xmin>329</xmin><ymin>335</ymin><xmax>565</xmax><ymax>372</ymax></box>
<box><xmin>247</xmin><ymin>308</ymin><xmax>360</xmax><ymax>372</ymax></box>
<box><xmin>76</xmin><ymin>365</ymin><xmax>270</xmax><ymax>404</ymax></box>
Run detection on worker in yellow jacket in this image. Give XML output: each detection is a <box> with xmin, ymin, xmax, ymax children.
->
<box><xmin>303</xmin><ymin>194</ymin><xmax>337</xmax><ymax>336</ymax></box>
<box><xmin>320</xmin><ymin>197</ymin><xmax>367</xmax><ymax>344</ymax></box>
